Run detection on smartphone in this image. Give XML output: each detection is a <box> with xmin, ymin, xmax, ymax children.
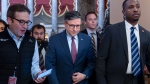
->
<box><xmin>37</xmin><ymin>69</ymin><xmax>52</xmax><ymax>78</ymax></box>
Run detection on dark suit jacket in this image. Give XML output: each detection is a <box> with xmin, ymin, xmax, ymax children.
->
<box><xmin>81</xmin><ymin>29</ymin><xmax>102</xmax><ymax>52</ymax></box>
<box><xmin>45</xmin><ymin>30</ymin><xmax>96</xmax><ymax>84</ymax></box>
<box><xmin>96</xmin><ymin>21</ymin><xmax>150</xmax><ymax>84</ymax></box>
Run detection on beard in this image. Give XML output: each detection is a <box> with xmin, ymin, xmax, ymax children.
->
<box><xmin>37</xmin><ymin>38</ymin><xmax>44</xmax><ymax>46</ymax></box>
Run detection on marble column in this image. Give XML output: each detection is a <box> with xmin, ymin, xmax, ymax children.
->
<box><xmin>1</xmin><ymin>0</ymin><xmax>8</xmax><ymax>22</ymax></box>
<box><xmin>52</xmin><ymin>0</ymin><xmax>58</xmax><ymax>33</ymax></box>
<box><xmin>98</xmin><ymin>0</ymin><xmax>104</xmax><ymax>29</ymax></box>
<box><xmin>75</xmin><ymin>0</ymin><xmax>78</xmax><ymax>11</ymax></box>
<box><xmin>27</xmin><ymin>0</ymin><xmax>34</xmax><ymax>30</ymax></box>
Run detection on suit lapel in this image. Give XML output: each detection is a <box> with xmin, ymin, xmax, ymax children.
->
<box><xmin>59</xmin><ymin>30</ymin><xmax>73</xmax><ymax>64</ymax></box>
<box><xmin>118</xmin><ymin>22</ymin><xmax>128</xmax><ymax>60</ymax></box>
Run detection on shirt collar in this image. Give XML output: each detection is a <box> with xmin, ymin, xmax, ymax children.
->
<box><xmin>66</xmin><ymin>31</ymin><xmax>78</xmax><ymax>40</ymax></box>
<box><xmin>125</xmin><ymin>20</ymin><xmax>139</xmax><ymax>31</ymax></box>
<box><xmin>86</xmin><ymin>28</ymin><xmax>96</xmax><ymax>35</ymax></box>
<box><xmin>7</xmin><ymin>28</ymin><xmax>24</xmax><ymax>41</ymax></box>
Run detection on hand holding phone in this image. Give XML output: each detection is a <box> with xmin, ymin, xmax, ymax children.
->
<box><xmin>37</xmin><ymin>69</ymin><xmax>52</xmax><ymax>78</ymax></box>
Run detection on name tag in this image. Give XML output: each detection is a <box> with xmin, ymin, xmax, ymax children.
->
<box><xmin>8</xmin><ymin>76</ymin><xmax>17</xmax><ymax>84</ymax></box>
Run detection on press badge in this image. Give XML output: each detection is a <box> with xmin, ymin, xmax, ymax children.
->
<box><xmin>8</xmin><ymin>67</ymin><xmax>17</xmax><ymax>84</ymax></box>
<box><xmin>8</xmin><ymin>76</ymin><xmax>17</xmax><ymax>84</ymax></box>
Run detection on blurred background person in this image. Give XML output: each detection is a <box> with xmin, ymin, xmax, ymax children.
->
<box><xmin>0</xmin><ymin>19</ymin><xmax>7</xmax><ymax>32</ymax></box>
<box><xmin>81</xmin><ymin>11</ymin><xmax>101</xmax><ymax>84</ymax></box>
<box><xmin>30</xmin><ymin>24</ymin><xmax>48</xmax><ymax>84</ymax></box>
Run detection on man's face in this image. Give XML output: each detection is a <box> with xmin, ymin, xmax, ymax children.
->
<box><xmin>7</xmin><ymin>12</ymin><xmax>30</xmax><ymax>39</ymax></box>
<box><xmin>123</xmin><ymin>0</ymin><xmax>141</xmax><ymax>23</ymax></box>
<box><xmin>64</xmin><ymin>18</ymin><xmax>81</xmax><ymax>37</ymax></box>
<box><xmin>84</xmin><ymin>14</ymin><xmax>97</xmax><ymax>30</ymax></box>
<box><xmin>32</xmin><ymin>27</ymin><xmax>45</xmax><ymax>41</ymax></box>
<box><xmin>0</xmin><ymin>22</ymin><xmax>5</xmax><ymax>32</ymax></box>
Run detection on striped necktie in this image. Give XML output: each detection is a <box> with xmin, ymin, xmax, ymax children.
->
<box><xmin>130</xmin><ymin>27</ymin><xmax>141</xmax><ymax>76</ymax></box>
<box><xmin>39</xmin><ymin>52</ymin><xmax>44</xmax><ymax>70</ymax></box>
<box><xmin>91</xmin><ymin>33</ymin><xmax>96</xmax><ymax>56</ymax></box>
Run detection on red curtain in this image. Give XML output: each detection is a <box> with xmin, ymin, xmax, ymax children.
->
<box><xmin>58</xmin><ymin>0</ymin><xmax>74</xmax><ymax>17</ymax></box>
<box><xmin>34</xmin><ymin>0</ymin><xmax>51</xmax><ymax>17</ymax></box>
<box><xmin>8</xmin><ymin>0</ymin><xmax>26</xmax><ymax>6</ymax></box>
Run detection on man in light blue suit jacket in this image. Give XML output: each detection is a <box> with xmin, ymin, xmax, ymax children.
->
<box><xmin>45</xmin><ymin>11</ymin><xmax>96</xmax><ymax>84</ymax></box>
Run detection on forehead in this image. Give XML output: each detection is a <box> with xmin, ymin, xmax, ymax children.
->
<box><xmin>15</xmin><ymin>12</ymin><xmax>30</xmax><ymax>20</ymax></box>
<box><xmin>33</xmin><ymin>28</ymin><xmax>44</xmax><ymax>32</ymax></box>
<box><xmin>67</xmin><ymin>18</ymin><xmax>81</xmax><ymax>24</ymax></box>
<box><xmin>87</xmin><ymin>14</ymin><xmax>97</xmax><ymax>18</ymax></box>
<box><xmin>126</xmin><ymin>0</ymin><xmax>139</xmax><ymax>6</ymax></box>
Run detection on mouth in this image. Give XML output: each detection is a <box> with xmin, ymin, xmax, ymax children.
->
<box><xmin>133</xmin><ymin>14</ymin><xmax>139</xmax><ymax>17</ymax></box>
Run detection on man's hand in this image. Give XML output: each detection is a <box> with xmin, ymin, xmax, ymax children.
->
<box><xmin>72</xmin><ymin>72</ymin><xmax>86</xmax><ymax>84</ymax></box>
<box><xmin>34</xmin><ymin>70</ymin><xmax>46</xmax><ymax>83</ymax></box>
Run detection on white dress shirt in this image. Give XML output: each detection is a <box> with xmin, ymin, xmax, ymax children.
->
<box><xmin>125</xmin><ymin>20</ymin><xmax>140</xmax><ymax>74</ymax></box>
<box><xmin>66</xmin><ymin>31</ymin><xmax>78</xmax><ymax>53</ymax></box>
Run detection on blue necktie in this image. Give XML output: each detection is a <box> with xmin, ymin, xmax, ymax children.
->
<box><xmin>130</xmin><ymin>27</ymin><xmax>141</xmax><ymax>76</ymax></box>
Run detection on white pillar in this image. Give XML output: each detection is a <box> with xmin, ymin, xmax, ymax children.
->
<box><xmin>98</xmin><ymin>0</ymin><xmax>104</xmax><ymax>29</ymax></box>
<box><xmin>1</xmin><ymin>0</ymin><xmax>8</xmax><ymax>22</ymax></box>
<box><xmin>75</xmin><ymin>0</ymin><xmax>78</xmax><ymax>11</ymax></box>
<box><xmin>52</xmin><ymin>0</ymin><xmax>58</xmax><ymax>33</ymax></box>
<box><xmin>27</xmin><ymin>0</ymin><xmax>34</xmax><ymax>30</ymax></box>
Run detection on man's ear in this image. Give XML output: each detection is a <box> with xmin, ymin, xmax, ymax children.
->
<box><xmin>7</xmin><ymin>17</ymin><xmax>12</xmax><ymax>24</ymax></box>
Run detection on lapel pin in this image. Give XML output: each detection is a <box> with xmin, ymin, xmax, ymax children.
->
<box><xmin>142</xmin><ymin>30</ymin><xmax>144</xmax><ymax>33</ymax></box>
<box><xmin>81</xmin><ymin>39</ymin><xmax>83</xmax><ymax>40</ymax></box>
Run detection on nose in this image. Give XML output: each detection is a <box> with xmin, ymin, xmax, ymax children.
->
<box><xmin>133</xmin><ymin>7</ymin><xmax>138</xmax><ymax>12</ymax></box>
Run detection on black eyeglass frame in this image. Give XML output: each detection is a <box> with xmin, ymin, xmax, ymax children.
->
<box><xmin>10</xmin><ymin>17</ymin><xmax>32</xmax><ymax>26</ymax></box>
<box><xmin>65</xmin><ymin>21</ymin><xmax>81</xmax><ymax>29</ymax></box>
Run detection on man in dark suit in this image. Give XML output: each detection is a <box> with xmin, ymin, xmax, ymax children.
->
<box><xmin>81</xmin><ymin>11</ymin><xmax>101</xmax><ymax>84</ymax></box>
<box><xmin>96</xmin><ymin>0</ymin><xmax>150</xmax><ymax>84</ymax></box>
<box><xmin>45</xmin><ymin>11</ymin><xmax>95</xmax><ymax>84</ymax></box>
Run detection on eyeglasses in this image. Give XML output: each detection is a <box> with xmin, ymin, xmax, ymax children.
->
<box><xmin>65</xmin><ymin>21</ymin><xmax>81</xmax><ymax>29</ymax></box>
<box><xmin>10</xmin><ymin>17</ymin><xmax>32</xmax><ymax>26</ymax></box>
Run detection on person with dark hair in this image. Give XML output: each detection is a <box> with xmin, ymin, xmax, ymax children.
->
<box><xmin>81</xmin><ymin>11</ymin><xmax>102</xmax><ymax>84</ymax></box>
<box><xmin>96</xmin><ymin>0</ymin><xmax>150</xmax><ymax>84</ymax></box>
<box><xmin>0</xmin><ymin>19</ymin><xmax>7</xmax><ymax>32</ymax></box>
<box><xmin>0</xmin><ymin>4</ymin><xmax>45</xmax><ymax>84</ymax></box>
<box><xmin>45</xmin><ymin>11</ymin><xmax>95</xmax><ymax>84</ymax></box>
<box><xmin>30</xmin><ymin>24</ymin><xmax>48</xmax><ymax>84</ymax></box>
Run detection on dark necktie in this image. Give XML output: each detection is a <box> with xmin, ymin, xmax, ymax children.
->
<box><xmin>91</xmin><ymin>33</ymin><xmax>96</xmax><ymax>56</ymax></box>
<box><xmin>39</xmin><ymin>48</ymin><xmax>45</xmax><ymax>70</ymax></box>
<box><xmin>130</xmin><ymin>27</ymin><xmax>141</xmax><ymax>76</ymax></box>
<box><xmin>71</xmin><ymin>37</ymin><xmax>76</xmax><ymax>63</ymax></box>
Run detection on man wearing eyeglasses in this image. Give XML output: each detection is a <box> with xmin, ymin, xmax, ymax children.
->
<box><xmin>0</xmin><ymin>4</ymin><xmax>45</xmax><ymax>84</ymax></box>
<box><xmin>45</xmin><ymin>11</ymin><xmax>95</xmax><ymax>84</ymax></box>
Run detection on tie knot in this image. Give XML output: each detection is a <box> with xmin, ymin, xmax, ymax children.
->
<box><xmin>91</xmin><ymin>33</ymin><xmax>95</xmax><ymax>36</ymax></box>
<box><xmin>131</xmin><ymin>27</ymin><xmax>135</xmax><ymax>30</ymax></box>
<box><xmin>72</xmin><ymin>37</ymin><xmax>75</xmax><ymax>40</ymax></box>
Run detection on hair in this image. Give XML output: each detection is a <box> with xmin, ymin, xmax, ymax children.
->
<box><xmin>84</xmin><ymin>11</ymin><xmax>97</xmax><ymax>21</ymax></box>
<box><xmin>64</xmin><ymin>11</ymin><xmax>81</xmax><ymax>21</ymax></box>
<box><xmin>0</xmin><ymin>19</ymin><xmax>8</xmax><ymax>28</ymax></box>
<box><xmin>31</xmin><ymin>24</ymin><xmax>46</xmax><ymax>34</ymax></box>
<box><xmin>122</xmin><ymin>0</ymin><xmax>128</xmax><ymax>10</ymax></box>
<box><xmin>7</xmin><ymin>4</ymin><xmax>31</xmax><ymax>18</ymax></box>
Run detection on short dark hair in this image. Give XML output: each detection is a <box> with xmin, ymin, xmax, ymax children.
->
<box><xmin>31</xmin><ymin>24</ymin><xmax>46</xmax><ymax>34</ymax></box>
<box><xmin>85</xmin><ymin>11</ymin><xmax>97</xmax><ymax>21</ymax></box>
<box><xmin>64</xmin><ymin>11</ymin><xmax>81</xmax><ymax>21</ymax></box>
<box><xmin>122</xmin><ymin>0</ymin><xmax>128</xmax><ymax>10</ymax></box>
<box><xmin>7</xmin><ymin>4</ymin><xmax>31</xmax><ymax>18</ymax></box>
<box><xmin>0</xmin><ymin>19</ymin><xmax>8</xmax><ymax>28</ymax></box>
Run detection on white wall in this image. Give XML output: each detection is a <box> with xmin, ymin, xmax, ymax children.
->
<box><xmin>110</xmin><ymin>0</ymin><xmax>150</xmax><ymax>31</ymax></box>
